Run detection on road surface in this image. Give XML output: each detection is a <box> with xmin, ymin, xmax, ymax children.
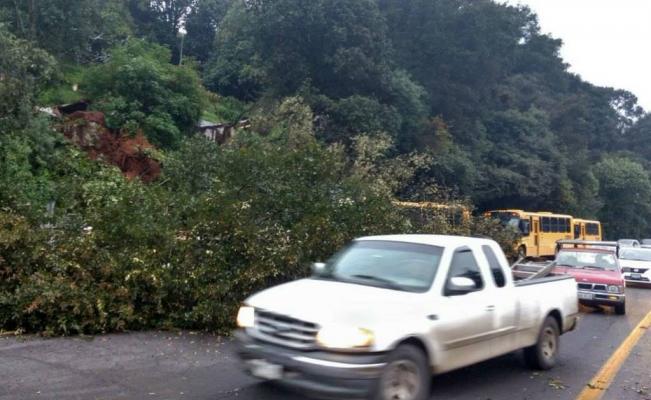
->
<box><xmin>1</xmin><ymin>288</ymin><xmax>650</xmax><ymax>400</ymax></box>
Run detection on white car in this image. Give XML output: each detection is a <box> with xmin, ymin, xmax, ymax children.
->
<box><xmin>235</xmin><ymin>235</ymin><xmax>579</xmax><ymax>400</ymax></box>
<box><xmin>618</xmin><ymin>239</ymin><xmax>640</xmax><ymax>248</ymax></box>
<box><xmin>619</xmin><ymin>247</ymin><xmax>651</xmax><ymax>286</ymax></box>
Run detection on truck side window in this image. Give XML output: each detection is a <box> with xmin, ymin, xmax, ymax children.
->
<box><xmin>446</xmin><ymin>248</ymin><xmax>484</xmax><ymax>293</ymax></box>
<box><xmin>482</xmin><ymin>245</ymin><xmax>506</xmax><ymax>288</ymax></box>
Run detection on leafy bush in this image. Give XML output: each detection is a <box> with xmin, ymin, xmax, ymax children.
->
<box><xmin>0</xmin><ymin>97</ymin><xmax>517</xmax><ymax>336</ymax></box>
<box><xmin>0</xmin><ymin>107</ymin><xmax>405</xmax><ymax>334</ymax></box>
<box><xmin>0</xmin><ymin>26</ymin><xmax>56</xmax><ymax>132</ymax></box>
<box><xmin>82</xmin><ymin>39</ymin><xmax>205</xmax><ymax>149</ymax></box>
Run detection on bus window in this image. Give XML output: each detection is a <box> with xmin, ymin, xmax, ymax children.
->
<box><xmin>519</xmin><ymin>219</ymin><xmax>530</xmax><ymax>235</ymax></box>
<box><xmin>574</xmin><ymin>224</ymin><xmax>581</xmax><ymax>239</ymax></box>
<box><xmin>541</xmin><ymin>217</ymin><xmax>550</xmax><ymax>232</ymax></box>
<box><xmin>587</xmin><ymin>223</ymin><xmax>599</xmax><ymax>236</ymax></box>
<box><xmin>551</xmin><ymin>218</ymin><xmax>559</xmax><ymax>232</ymax></box>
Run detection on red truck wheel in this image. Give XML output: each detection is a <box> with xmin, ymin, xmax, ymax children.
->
<box><xmin>615</xmin><ymin>302</ymin><xmax>626</xmax><ymax>315</ymax></box>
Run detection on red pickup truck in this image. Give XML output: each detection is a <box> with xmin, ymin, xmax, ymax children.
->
<box><xmin>552</xmin><ymin>246</ymin><xmax>626</xmax><ymax>314</ymax></box>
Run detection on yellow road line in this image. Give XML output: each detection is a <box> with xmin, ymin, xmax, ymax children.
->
<box><xmin>576</xmin><ymin>310</ymin><xmax>651</xmax><ymax>400</ymax></box>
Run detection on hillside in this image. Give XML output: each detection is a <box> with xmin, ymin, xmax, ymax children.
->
<box><xmin>1</xmin><ymin>0</ymin><xmax>649</xmax><ymax>334</ymax></box>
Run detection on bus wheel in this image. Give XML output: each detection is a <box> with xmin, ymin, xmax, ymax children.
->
<box><xmin>518</xmin><ymin>246</ymin><xmax>527</xmax><ymax>260</ymax></box>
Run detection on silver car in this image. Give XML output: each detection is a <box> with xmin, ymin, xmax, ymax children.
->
<box><xmin>618</xmin><ymin>239</ymin><xmax>640</xmax><ymax>248</ymax></box>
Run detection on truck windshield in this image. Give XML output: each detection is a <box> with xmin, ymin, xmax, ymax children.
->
<box><xmin>316</xmin><ymin>240</ymin><xmax>443</xmax><ymax>293</ymax></box>
<box><xmin>556</xmin><ymin>251</ymin><xmax>617</xmax><ymax>271</ymax></box>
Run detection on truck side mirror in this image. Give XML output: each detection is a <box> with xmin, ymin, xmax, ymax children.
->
<box><xmin>311</xmin><ymin>262</ymin><xmax>326</xmax><ymax>275</ymax></box>
<box><xmin>445</xmin><ymin>276</ymin><xmax>477</xmax><ymax>296</ymax></box>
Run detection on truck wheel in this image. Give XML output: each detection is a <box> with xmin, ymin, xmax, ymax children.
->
<box><xmin>524</xmin><ymin>316</ymin><xmax>559</xmax><ymax>370</ymax></box>
<box><xmin>615</xmin><ymin>302</ymin><xmax>626</xmax><ymax>315</ymax></box>
<box><xmin>373</xmin><ymin>344</ymin><xmax>430</xmax><ymax>400</ymax></box>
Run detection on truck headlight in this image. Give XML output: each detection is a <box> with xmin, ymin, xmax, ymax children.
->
<box><xmin>316</xmin><ymin>326</ymin><xmax>374</xmax><ymax>349</ymax></box>
<box><xmin>236</xmin><ymin>306</ymin><xmax>255</xmax><ymax>328</ymax></box>
<box><xmin>607</xmin><ymin>285</ymin><xmax>623</xmax><ymax>294</ymax></box>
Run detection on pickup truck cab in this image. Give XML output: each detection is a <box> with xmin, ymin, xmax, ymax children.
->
<box><xmin>552</xmin><ymin>246</ymin><xmax>626</xmax><ymax>314</ymax></box>
<box><xmin>235</xmin><ymin>235</ymin><xmax>579</xmax><ymax>400</ymax></box>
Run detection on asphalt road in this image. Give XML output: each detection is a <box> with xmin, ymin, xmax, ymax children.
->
<box><xmin>1</xmin><ymin>288</ymin><xmax>650</xmax><ymax>400</ymax></box>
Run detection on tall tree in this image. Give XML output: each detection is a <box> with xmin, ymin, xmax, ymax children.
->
<box><xmin>184</xmin><ymin>0</ymin><xmax>231</xmax><ymax>63</ymax></box>
<box><xmin>205</xmin><ymin>0</ymin><xmax>427</xmax><ymax>141</ymax></box>
<box><xmin>0</xmin><ymin>26</ymin><xmax>55</xmax><ymax>132</ymax></box>
<box><xmin>128</xmin><ymin>0</ymin><xmax>196</xmax><ymax>62</ymax></box>
<box><xmin>595</xmin><ymin>156</ymin><xmax>651</xmax><ymax>239</ymax></box>
<box><xmin>0</xmin><ymin>0</ymin><xmax>132</xmax><ymax>63</ymax></box>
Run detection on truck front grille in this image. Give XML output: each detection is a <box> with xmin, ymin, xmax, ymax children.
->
<box><xmin>622</xmin><ymin>267</ymin><xmax>649</xmax><ymax>273</ymax></box>
<box><xmin>251</xmin><ymin>310</ymin><xmax>320</xmax><ymax>350</ymax></box>
<box><xmin>578</xmin><ymin>283</ymin><xmax>607</xmax><ymax>291</ymax></box>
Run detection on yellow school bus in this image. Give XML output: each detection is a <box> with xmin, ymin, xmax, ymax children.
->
<box><xmin>486</xmin><ymin>210</ymin><xmax>573</xmax><ymax>258</ymax></box>
<box><xmin>572</xmin><ymin>218</ymin><xmax>602</xmax><ymax>241</ymax></box>
<box><xmin>394</xmin><ymin>201</ymin><xmax>471</xmax><ymax>228</ymax></box>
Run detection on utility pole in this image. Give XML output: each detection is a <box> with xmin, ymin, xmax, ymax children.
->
<box><xmin>178</xmin><ymin>28</ymin><xmax>187</xmax><ymax>66</ymax></box>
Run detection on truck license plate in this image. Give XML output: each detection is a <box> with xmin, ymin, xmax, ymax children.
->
<box><xmin>578</xmin><ymin>292</ymin><xmax>593</xmax><ymax>300</ymax></box>
<box><xmin>630</xmin><ymin>273</ymin><xmax>642</xmax><ymax>280</ymax></box>
<box><xmin>248</xmin><ymin>359</ymin><xmax>283</xmax><ymax>380</ymax></box>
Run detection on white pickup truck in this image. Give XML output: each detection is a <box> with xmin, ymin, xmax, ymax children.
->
<box><xmin>235</xmin><ymin>235</ymin><xmax>579</xmax><ymax>400</ymax></box>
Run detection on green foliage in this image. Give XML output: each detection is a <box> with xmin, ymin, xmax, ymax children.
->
<box><xmin>162</xmin><ymin>135</ymin><xmax>405</xmax><ymax>329</ymax></box>
<box><xmin>350</xmin><ymin>132</ymin><xmax>432</xmax><ymax>196</ymax></box>
<box><xmin>5</xmin><ymin>0</ymin><xmax>651</xmax><ymax>336</ymax></box>
<box><xmin>313</xmin><ymin>95</ymin><xmax>402</xmax><ymax>143</ymax></box>
<box><xmin>204</xmin><ymin>0</ymin><xmax>428</xmax><ymax>141</ymax></box>
<box><xmin>0</xmin><ymin>26</ymin><xmax>56</xmax><ymax>132</ymax></box>
<box><xmin>594</xmin><ymin>156</ymin><xmax>651</xmax><ymax>239</ymax></box>
<box><xmin>476</xmin><ymin>108</ymin><xmax>563</xmax><ymax>210</ymax></box>
<box><xmin>0</xmin><ymin>106</ymin><xmax>410</xmax><ymax>334</ymax></box>
<box><xmin>37</xmin><ymin>64</ymin><xmax>86</xmax><ymax>106</ymax></box>
<box><xmin>203</xmin><ymin>93</ymin><xmax>248</xmax><ymax>124</ymax></box>
<box><xmin>0</xmin><ymin>0</ymin><xmax>133</xmax><ymax>63</ymax></box>
<box><xmin>82</xmin><ymin>39</ymin><xmax>205</xmax><ymax>148</ymax></box>
<box><xmin>128</xmin><ymin>0</ymin><xmax>197</xmax><ymax>63</ymax></box>
<box><xmin>208</xmin><ymin>0</ymin><xmax>393</xmax><ymax>99</ymax></box>
<box><xmin>184</xmin><ymin>0</ymin><xmax>233</xmax><ymax>64</ymax></box>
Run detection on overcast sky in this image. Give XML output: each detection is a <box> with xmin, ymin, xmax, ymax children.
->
<box><xmin>505</xmin><ymin>0</ymin><xmax>651</xmax><ymax>111</ymax></box>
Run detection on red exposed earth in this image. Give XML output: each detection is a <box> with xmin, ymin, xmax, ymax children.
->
<box><xmin>60</xmin><ymin>111</ymin><xmax>161</xmax><ymax>183</ymax></box>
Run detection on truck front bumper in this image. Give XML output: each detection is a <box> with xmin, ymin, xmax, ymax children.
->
<box><xmin>623</xmin><ymin>272</ymin><xmax>651</xmax><ymax>287</ymax></box>
<box><xmin>578</xmin><ymin>290</ymin><xmax>625</xmax><ymax>307</ymax></box>
<box><xmin>234</xmin><ymin>330</ymin><xmax>386</xmax><ymax>399</ymax></box>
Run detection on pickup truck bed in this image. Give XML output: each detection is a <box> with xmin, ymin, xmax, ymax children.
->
<box><xmin>514</xmin><ymin>274</ymin><xmax>575</xmax><ymax>286</ymax></box>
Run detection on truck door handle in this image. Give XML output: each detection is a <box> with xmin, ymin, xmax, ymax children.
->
<box><xmin>485</xmin><ymin>305</ymin><xmax>495</xmax><ymax>312</ymax></box>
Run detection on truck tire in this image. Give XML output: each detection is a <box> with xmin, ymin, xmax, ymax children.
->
<box><xmin>524</xmin><ymin>316</ymin><xmax>559</xmax><ymax>370</ymax></box>
<box><xmin>373</xmin><ymin>344</ymin><xmax>430</xmax><ymax>400</ymax></box>
<box><xmin>615</xmin><ymin>302</ymin><xmax>626</xmax><ymax>315</ymax></box>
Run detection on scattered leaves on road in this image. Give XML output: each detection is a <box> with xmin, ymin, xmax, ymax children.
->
<box><xmin>548</xmin><ymin>378</ymin><xmax>566</xmax><ymax>390</ymax></box>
